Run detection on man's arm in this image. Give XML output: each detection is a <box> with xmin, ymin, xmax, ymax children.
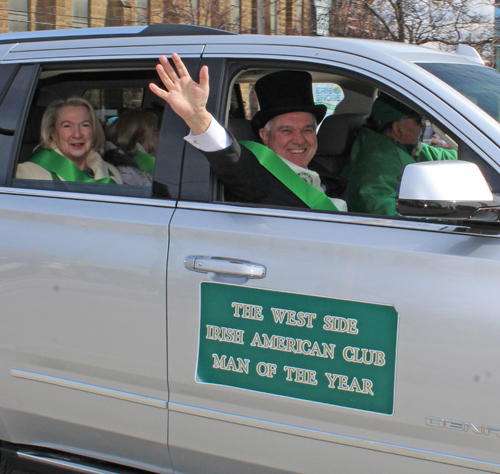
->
<box><xmin>150</xmin><ymin>55</ymin><xmax>272</xmax><ymax>202</ymax></box>
<box><xmin>418</xmin><ymin>143</ymin><xmax>458</xmax><ymax>162</ymax></box>
<box><xmin>149</xmin><ymin>55</ymin><xmax>314</xmax><ymax>209</ymax></box>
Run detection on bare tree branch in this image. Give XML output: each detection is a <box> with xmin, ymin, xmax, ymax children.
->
<box><xmin>326</xmin><ymin>0</ymin><xmax>494</xmax><ymax>61</ymax></box>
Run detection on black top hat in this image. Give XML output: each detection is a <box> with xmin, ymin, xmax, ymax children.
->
<box><xmin>251</xmin><ymin>70</ymin><xmax>327</xmax><ymax>137</ymax></box>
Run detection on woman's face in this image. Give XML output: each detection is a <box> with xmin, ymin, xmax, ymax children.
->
<box><xmin>51</xmin><ymin>106</ymin><xmax>93</xmax><ymax>168</ymax></box>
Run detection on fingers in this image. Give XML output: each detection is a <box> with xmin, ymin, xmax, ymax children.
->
<box><xmin>199</xmin><ymin>65</ymin><xmax>209</xmax><ymax>89</ymax></box>
<box><xmin>171</xmin><ymin>53</ymin><xmax>189</xmax><ymax>78</ymax></box>
<box><xmin>156</xmin><ymin>57</ymin><xmax>177</xmax><ymax>90</ymax></box>
<box><xmin>149</xmin><ymin>83</ymin><xmax>168</xmax><ymax>101</ymax></box>
<box><xmin>150</xmin><ymin>55</ymin><xmax>182</xmax><ymax>102</ymax></box>
<box><xmin>151</xmin><ymin>53</ymin><xmax>208</xmax><ymax>105</ymax></box>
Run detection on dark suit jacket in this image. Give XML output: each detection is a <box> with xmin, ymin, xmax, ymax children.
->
<box><xmin>203</xmin><ymin>138</ymin><xmax>348</xmax><ymax>209</ymax></box>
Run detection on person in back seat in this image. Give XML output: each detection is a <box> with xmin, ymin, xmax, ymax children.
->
<box><xmin>150</xmin><ymin>54</ymin><xmax>347</xmax><ymax>211</ymax></box>
<box><xmin>104</xmin><ymin>109</ymin><xmax>159</xmax><ymax>186</ymax></box>
<box><xmin>16</xmin><ymin>97</ymin><xmax>122</xmax><ymax>183</ymax></box>
<box><xmin>342</xmin><ymin>92</ymin><xmax>457</xmax><ymax>216</ymax></box>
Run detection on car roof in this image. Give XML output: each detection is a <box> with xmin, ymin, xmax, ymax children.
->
<box><xmin>0</xmin><ymin>24</ymin><xmax>234</xmax><ymax>45</ymax></box>
<box><xmin>204</xmin><ymin>34</ymin><xmax>480</xmax><ymax>66</ymax></box>
<box><xmin>0</xmin><ymin>25</ymin><xmax>482</xmax><ymax>67</ymax></box>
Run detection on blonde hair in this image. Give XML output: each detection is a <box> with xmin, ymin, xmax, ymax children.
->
<box><xmin>40</xmin><ymin>97</ymin><xmax>105</xmax><ymax>154</ymax></box>
<box><xmin>111</xmin><ymin>109</ymin><xmax>159</xmax><ymax>156</ymax></box>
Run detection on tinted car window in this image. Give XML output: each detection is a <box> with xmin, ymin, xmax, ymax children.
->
<box><xmin>187</xmin><ymin>58</ymin><xmax>498</xmax><ymax>220</ymax></box>
<box><xmin>83</xmin><ymin>87</ymin><xmax>145</xmax><ymax>123</ymax></box>
<box><xmin>419</xmin><ymin>63</ymin><xmax>500</xmax><ymax>122</ymax></box>
<box><xmin>11</xmin><ymin>63</ymin><xmax>186</xmax><ymax>200</ymax></box>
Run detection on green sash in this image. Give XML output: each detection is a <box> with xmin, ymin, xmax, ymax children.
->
<box><xmin>133</xmin><ymin>151</ymin><xmax>155</xmax><ymax>175</ymax></box>
<box><xmin>29</xmin><ymin>149</ymin><xmax>117</xmax><ymax>183</ymax></box>
<box><xmin>240</xmin><ymin>141</ymin><xmax>339</xmax><ymax>212</ymax></box>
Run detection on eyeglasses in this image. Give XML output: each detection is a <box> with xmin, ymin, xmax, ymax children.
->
<box><xmin>401</xmin><ymin>115</ymin><xmax>424</xmax><ymax>126</ymax></box>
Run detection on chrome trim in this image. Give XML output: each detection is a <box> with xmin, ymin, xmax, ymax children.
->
<box><xmin>184</xmin><ymin>256</ymin><xmax>267</xmax><ymax>278</ymax></box>
<box><xmin>17</xmin><ymin>452</ymin><xmax>117</xmax><ymax>474</ymax></box>
<box><xmin>3</xmin><ymin>40</ymin><xmax>206</xmax><ymax>63</ymax></box>
<box><xmin>0</xmin><ymin>187</ymin><xmax>176</xmax><ymax>208</ymax></box>
<box><xmin>11</xmin><ymin>370</ymin><xmax>167</xmax><ymax>409</ymax></box>
<box><xmin>176</xmin><ymin>201</ymin><xmax>467</xmax><ymax>234</ymax></box>
<box><xmin>169</xmin><ymin>402</ymin><xmax>500</xmax><ymax>472</ymax></box>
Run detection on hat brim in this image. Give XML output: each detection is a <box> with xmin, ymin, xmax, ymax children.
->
<box><xmin>370</xmin><ymin>92</ymin><xmax>421</xmax><ymax>127</ymax></box>
<box><xmin>251</xmin><ymin>104</ymin><xmax>327</xmax><ymax>137</ymax></box>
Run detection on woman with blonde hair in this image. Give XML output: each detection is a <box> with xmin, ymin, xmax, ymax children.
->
<box><xmin>17</xmin><ymin>97</ymin><xmax>122</xmax><ymax>183</ymax></box>
<box><xmin>104</xmin><ymin>109</ymin><xmax>159</xmax><ymax>186</ymax></box>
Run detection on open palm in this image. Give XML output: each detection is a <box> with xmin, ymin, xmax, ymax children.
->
<box><xmin>150</xmin><ymin>53</ymin><xmax>209</xmax><ymax>123</ymax></box>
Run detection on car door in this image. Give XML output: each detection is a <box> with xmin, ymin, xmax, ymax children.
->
<box><xmin>0</xmin><ymin>49</ymin><xmax>202</xmax><ymax>473</ymax></box>
<box><xmin>166</xmin><ymin>50</ymin><xmax>500</xmax><ymax>473</ymax></box>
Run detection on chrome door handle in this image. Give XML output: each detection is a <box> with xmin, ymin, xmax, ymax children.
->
<box><xmin>184</xmin><ymin>256</ymin><xmax>267</xmax><ymax>279</ymax></box>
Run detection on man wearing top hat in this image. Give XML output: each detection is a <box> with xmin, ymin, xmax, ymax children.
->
<box><xmin>342</xmin><ymin>92</ymin><xmax>457</xmax><ymax>216</ymax></box>
<box><xmin>150</xmin><ymin>54</ymin><xmax>347</xmax><ymax>211</ymax></box>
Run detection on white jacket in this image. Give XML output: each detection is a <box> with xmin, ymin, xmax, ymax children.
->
<box><xmin>16</xmin><ymin>148</ymin><xmax>123</xmax><ymax>184</ymax></box>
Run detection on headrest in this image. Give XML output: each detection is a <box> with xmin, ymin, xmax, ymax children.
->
<box><xmin>316</xmin><ymin>113</ymin><xmax>366</xmax><ymax>156</ymax></box>
<box><xmin>228</xmin><ymin>118</ymin><xmax>258</xmax><ymax>142</ymax></box>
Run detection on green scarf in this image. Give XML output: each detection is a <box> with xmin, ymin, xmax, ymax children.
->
<box><xmin>29</xmin><ymin>149</ymin><xmax>116</xmax><ymax>183</ymax></box>
<box><xmin>240</xmin><ymin>141</ymin><xmax>339</xmax><ymax>212</ymax></box>
<box><xmin>133</xmin><ymin>150</ymin><xmax>155</xmax><ymax>175</ymax></box>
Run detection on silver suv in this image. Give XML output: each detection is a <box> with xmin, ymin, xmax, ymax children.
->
<box><xmin>0</xmin><ymin>24</ymin><xmax>499</xmax><ymax>474</ymax></box>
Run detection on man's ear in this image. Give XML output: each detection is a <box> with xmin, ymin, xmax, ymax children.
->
<box><xmin>259</xmin><ymin>128</ymin><xmax>268</xmax><ymax>145</ymax></box>
<box><xmin>391</xmin><ymin>121</ymin><xmax>403</xmax><ymax>140</ymax></box>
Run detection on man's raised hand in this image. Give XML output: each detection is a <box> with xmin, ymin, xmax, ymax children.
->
<box><xmin>150</xmin><ymin>53</ymin><xmax>212</xmax><ymax>135</ymax></box>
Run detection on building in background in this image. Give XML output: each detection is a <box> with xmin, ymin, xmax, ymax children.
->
<box><xmin>1</xmin><ymin>0</ymin><xmax>153</xmax><ymax>32</ymax></box>
<box><xmin>0</xmin><ymin>0</ymin><xmax>320</xmax><ymax>35</ymax></box>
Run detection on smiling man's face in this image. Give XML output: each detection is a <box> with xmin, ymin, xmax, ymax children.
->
<box><xmin>259</xmin><ymin>111</ymin><xmax>317</xmax><ymax>168</ymax></box>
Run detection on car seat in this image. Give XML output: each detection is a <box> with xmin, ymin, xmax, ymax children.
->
<box><xmin>313</xmin><ymin>113</ymin><xmax>366</xmax><ymax>176</ymax></box>
<box><xmin>228</xmin><ymin>118</ymin><xmax>258</xmax><ymax>142</ymax></box>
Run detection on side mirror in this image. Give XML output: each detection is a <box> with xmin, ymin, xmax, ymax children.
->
<box><xmin>396</xmin><ymin>161</ymin><xmax>499</xmax><ymax>220</ymax></box>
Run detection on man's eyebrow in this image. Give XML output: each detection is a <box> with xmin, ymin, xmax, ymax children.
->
<box><xmin>277</xmin><ymin>124</ymin><xmax>315</xmax><ymax>130</ymax></box>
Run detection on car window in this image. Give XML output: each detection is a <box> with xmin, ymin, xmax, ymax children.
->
<box><xmin>312</xmin><ymin>82</ymin><xmax>344</xmax><ymax>120</ymax></box>
<box><xmin>10</xmin><ymin>62</ymin><xmax>188</xmax><ymax>200</ymax></box>
<box><xmin>83</xmin><ymin>87</ymin><xmax>145</xmax><ymax>124</ymax></box>
<box><xmin>418</xmin><ymin>63</ymin><xmax>500</xmax><ymax>123</ymax></box>
<box><xmin>193</xmin><ymin>60</ymin><xmax>500</xmax><ymax>219</ymax></box>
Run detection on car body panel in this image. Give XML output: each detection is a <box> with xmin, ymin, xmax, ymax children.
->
<box><xmin>0</xmin><ymin>191</ymin><xmax>175</xmax><ymax>472</ymax></box>
<box><xmin>166</xmin><ymin>202</ymin><xmax>500</xmax><ymax>473</ymax></box>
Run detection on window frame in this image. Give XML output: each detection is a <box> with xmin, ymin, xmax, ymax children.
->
<box><xmin>0</xmin><ymin>63</ymin><xmax>39</xmax><ymax>187</ymax></box>
<box><xmin>7</xmin><ymin>58</ymin><xmax>197</xmax><ymax>202</ymax></box>
<box><xmin>180</xmin><ymin>55</ymin><xmax>500</xmax><ymax>228</ymax></box>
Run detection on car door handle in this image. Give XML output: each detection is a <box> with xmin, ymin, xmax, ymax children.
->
<box><xmin>184</xmin><ymin>256</ymin><xmax>267</xmax><ymax>279</ymax></box>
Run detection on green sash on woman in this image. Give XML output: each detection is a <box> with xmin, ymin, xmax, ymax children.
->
<box><xmin>29</xmin><ymin>149</ymin><xmax>116</xmax><ymax>183</ymax></box>
<box><xmin>240</xmin><ymin>141</ymin><xmax>339</xmax><ymax>212</ymax></box>
<box><xmin>133</xmin><ymin>151</ymin><xmax>155</xmax><ymax>175</ymax></box>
